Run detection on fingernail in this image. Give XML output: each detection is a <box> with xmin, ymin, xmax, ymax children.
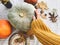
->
<box><xmin>33</xmin><ymin>16</ymin><xmax>36</xmax><ymax>20</ymax></box>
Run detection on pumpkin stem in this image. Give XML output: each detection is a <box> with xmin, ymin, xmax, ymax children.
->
<box><xmin>19</xmin><ymin>13</ymin><xmax>24</xmax><ymax>17</ymax></box>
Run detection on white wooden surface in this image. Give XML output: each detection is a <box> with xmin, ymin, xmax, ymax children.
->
<box><xmin>0</xmin><ymin>0</ymin><xmax>60</xmax><ymax>45</ymax></box>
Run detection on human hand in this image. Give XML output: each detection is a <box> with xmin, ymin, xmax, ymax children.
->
<box><xmin>27</xmin><ymin>9</ymin><xmax>51</xmax><ymax>37</ymax></box>
<box><xmin>31</xmin><ymin>9</ymin><xmax>51</xmax><ymax>32</ymax></box>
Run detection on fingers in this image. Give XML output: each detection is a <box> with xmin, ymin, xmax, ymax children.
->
<box><xmin>33</xmin><ymin>16</ymin><xmax>36</xmax><ymax>20</ymax></box>
<box><xmin>33</xmin><ymin>9</ymin><xmax>40</xmax><ymax>20</ymax></box>
<box><xmin>35</xmin><ymin>9</ymin><xmax>40</xmax><ymax>19</ymax></box>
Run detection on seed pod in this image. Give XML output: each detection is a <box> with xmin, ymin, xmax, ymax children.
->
<box><xmin>8</xmin><ymin>33</ymin><xmax>25</xmax><ymax>45</ymax></box>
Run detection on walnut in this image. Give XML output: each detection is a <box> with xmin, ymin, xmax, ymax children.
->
<box><xmin>36</xmin><ymin>1</ymin><xmax>48</xmax><ymax>10</ymax></box>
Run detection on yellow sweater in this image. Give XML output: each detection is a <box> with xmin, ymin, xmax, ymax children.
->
<box><xmin>31</xmin><ymin>19</ymin><xmax>60</xmax><ymax>45</ymax></box>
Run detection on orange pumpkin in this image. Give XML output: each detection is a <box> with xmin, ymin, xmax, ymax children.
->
<box><xmin>24</xmin><ymin>0</ymin><xmax>37</xmax><ymax>5</ymax></box>
<box><xmin>0</xmin><ymin>19</ymin><xmax>12</xmax><ymax>39</ymax></box>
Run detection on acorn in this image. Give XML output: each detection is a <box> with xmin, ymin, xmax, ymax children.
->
<box><xmin>1</xmin><ymin>0</ymin><xmax>12</xmax><ymax>8</ymax></box>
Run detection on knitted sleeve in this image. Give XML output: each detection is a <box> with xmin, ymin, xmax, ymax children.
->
<box><xmin>31</xmin><ymin>19</ymin><xmax>60</xmax><ymax>45</ymax></box>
